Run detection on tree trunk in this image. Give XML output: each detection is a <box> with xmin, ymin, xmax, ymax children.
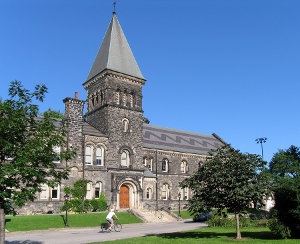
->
<box><xmin>235</xmin><ymin>213</ymin><xmax>242</xmax><ymax>240</ymax></box>
<box><xmin>0</xmin><ymin>208</ymin><xmax>5</xmax><ymax>244</ymax></box>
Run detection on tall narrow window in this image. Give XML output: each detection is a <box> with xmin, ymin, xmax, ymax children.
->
<box><xmin>96</xmin><ymin>146</ymin><xmax>104</xmax><ymax>166</ymax></box>
<box><xmin>162</xmin><ymin>159</ymin><xmax>168</xmax><ymax>172</ymax></box>
<box><xmin>95</xmin><ymin>182</ymin><xmax>102</xmax><ymax>199</ymax></box>
<box><xmin>123</xmin><ymin>94</ymin><xmax>126</xmax><ymax>106</ymax></box>
<box><xmin>146</xmin><ymin>188</ymin><xmax>152</xmax><ymax>200</ymax></box>
<box><xmin>130</xmin><ymin>94</ymin><xmax>133</xmax><ymax>107</ymax></box>
<box><xmin>116</xmin><ymin>91</ymin><xmax>120</xmax><ymax>105</ymax></box>
<box><xmin>86</xmin><ymin>182</ymin><xmax>92</xmax><ymax>200</ymax></box>
<box><xmin>85</xmin><ymin>145</ymin><xmax>93</xmax><ymax>165</ymax></box>
<box><xmin>40</xmin><ymin>184</ymin><xmax>49</xmax><ymax>200</ymax></box>
<box><xmin>53</xmin><ymin>145</ymin><xmax>60</xmax><ymax>163</ymax></box>
<box><xmin>121</xmin><ymin>150</ymin><xmax>130</xmax><ymax>167</ymax></box>
<box><xmin>148</xmin><ymin>158</ymin><xmax>153</xmax><ymax>171</ymax></box>
<box><xmin>122</xmin><ymin>119</ymin><xmax>129</xmax><ymax>132</ymax></box>
<box><xmin>181</xmin><ymin>161</ymin><xmax>187</xmax><ymax>173</ymax></box>
<box><xmin>100</xmin><ymin>91</ymin><xmax>104</xmax><ymax>105</ymax></box>
<box><xmin>161</xmin><ymin>184</ymin><xmax>169</xmax><ymax>200</ymax></box>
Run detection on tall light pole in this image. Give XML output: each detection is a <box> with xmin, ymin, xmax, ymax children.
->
<box><xmin>255</xmin><ymin>137</ymin><xmax>267</xmax><ymax>160</ymax></box>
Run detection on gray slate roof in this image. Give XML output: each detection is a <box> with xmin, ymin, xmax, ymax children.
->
<box><xmin>143</xmin><ymin>124</ymin><xmax>224</xmax><ymax>155</ymax></box>
<box><xmin>86</xmin><ymin>13</ymin><xmax>144</xmax><ymax>81</ymax></box>
<box><xmin>83</xmin><ymin>122</ymin><xmax>108</xmax><ymax>137</ymax></box>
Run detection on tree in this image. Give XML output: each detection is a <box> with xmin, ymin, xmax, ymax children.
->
<box><xmin>268</xmin><ymin>145</ymin><xmax>300</xmax><ymax>238</ymax></box>
<box><xmin>0</xmin><ymin>81</ymin><xmax>76</xmax><ymax>244</ymax></box>
<box><xmin>181</xmin><ymin>144</ymin><xmax>271</xmax><ymax>240</ymax></box>
<box><xmin>41</xmin><ymin>108</ymin><xmax>64</xmax><ymax>119</ymax></box>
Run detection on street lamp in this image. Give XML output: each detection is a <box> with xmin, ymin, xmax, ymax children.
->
<box><xmin>64</xmin><ymin>193</ymin><xmax>69</xmax><ymax>227</ymax></box>
<box><xmin>255</xmin><ymin>137</ymin><xmax>267</xmax><ymax>160</ymax></box>
<box><xmin>178</xmin><ymin>192</ymin><xmax>181</xmax><ymax>218</ymax></box>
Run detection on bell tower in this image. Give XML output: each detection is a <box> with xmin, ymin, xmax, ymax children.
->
<box><xmin>83</xmin><ymin>13</ymin><xmax>146</xmax><ymax>170</ymax></box>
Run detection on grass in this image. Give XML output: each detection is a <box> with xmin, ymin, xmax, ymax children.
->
<box><xmin>90</xmin><ymin>227</ymin><xmax>299</xmax><ymax>244</ymax></box>
<box><xmin>173</xmin><ymin>210</ymin><xmax>194</xmax><ymax>219</ymax></box>
<box><xmin>5</xmin><ymin>212</ymin><xmax>142</xmax><ymax>232</ymax></box>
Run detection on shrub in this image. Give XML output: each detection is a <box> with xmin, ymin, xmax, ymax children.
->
<box><xmin>268</xmin><ymin>218</ymin><xmax>291</xmax><ymax>239</ymax></box>
<box><xmin>60</xmin><ymin>199</ymin><xmax>90</xmax><ymax>213</ymax></box>
<box><xmin>207</xmin><ymin>214</ymin><xmax>255</xmax><ymax>228</ymax></box>
<box><xmin>88</xmin><ymin>193</ymin><xmax>108</xmax><ymax>212</ymax></box>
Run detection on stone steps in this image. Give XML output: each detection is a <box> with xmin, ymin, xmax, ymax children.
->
<box><xmin>129</xmin><ymin>209</ymin><xmax>179</xmax><ymax>223</ymax></box>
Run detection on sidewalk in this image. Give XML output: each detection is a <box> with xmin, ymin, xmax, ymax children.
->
<box><xmin>5</xmin><ymin>220</ymin><xmax>207</xmax><ymax>244</ymax></box>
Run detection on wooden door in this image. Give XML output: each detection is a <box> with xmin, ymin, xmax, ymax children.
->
<box><xmin>120</xmin><ymin>185</ymin><xmax>129</xmax><ymax>208</ymax></box>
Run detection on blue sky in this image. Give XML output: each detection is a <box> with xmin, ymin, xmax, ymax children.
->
<box><xmin>1</xmin><ymin>0</ymin><xmax>299</xmax><ymax>163</ymax></box>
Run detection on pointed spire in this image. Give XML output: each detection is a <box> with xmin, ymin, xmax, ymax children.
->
<box><xmin>86</xmin><ymin>14</ymin><xmax>145</xmax><ymax>82</ymax></box>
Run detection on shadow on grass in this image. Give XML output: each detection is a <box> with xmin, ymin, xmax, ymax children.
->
<box><xmin>145</xmin><ymin>230</ymin><xmax>277</xmax><ymax>240</ymax></box>
<box><xmin>5</xmin><ymin>241</ymin><xmax>42</xmax><ymax>244</ymax></box>
<box><xmin>60</xmin><ymin>214</ymin><xmax>66</xmax><ymax>226</ymax></box>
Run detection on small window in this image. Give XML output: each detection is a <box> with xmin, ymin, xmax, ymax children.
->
<box><xmin>181</xmin><ymin>161</ymin><xmax>187</xmax><ymax>173</ymax></box>
<box><xmin>122</xmin><ymin>119</ymin><xmax>129</xmax><ymax>132</ymax></box>
<box><xmin>162</xmin><ymin>159</ymin><xmax>168</xmax><ymax>172</ymax></box>
<box><xmin>146</xmin><ymin>188</ymin><xmax>152</xmax><ymax>200</ymax></box>
<box><xmin>85</xmin><ymin>145</ymin><xmax>93</xmax><ymax>165</ymax></box>
<box><xmin>161</xmin><ymin>184</ymin><xmax>169</xmax><ymax>200</ymax></box>
<box><xmin>86</xmin><ymin>182</ymin><xmax>92</xmax><ymax>200</ymax></box>
<box><xmin>130</xmin><ymin>94</ymin><xmax>133</xmax><ymax>107</ymax></box>
<box><xmin>121</xmin><ymin>150</ymin><xmax>130</xmax><ymax>167</ymax></box>
<box><xmin>100</xmin><ymin>91</ymin><xmax>104</xmax><ymax>105</ymax></box>
<box><xmin>53</xmin><ymin>146</ymin><xmax>60</xmax><ymax>163</ymax></box>
<box><xmin>122</xmin><ymin>94</ymin><xmax>126</xmax><ymax>106</ymax></box>
<box><xmin>95</xmin><ymin>182</ymin><xmax>102</xmax><ymax>199</ymax></box>
<box><xmin>96</xmin><ymin>146</ymin><xmax>104</xmax><ymax>166</ymax></box>
<box><xmin>51</xmin><ymin>185</ymin><xmax>59</xmax><ymax>199</ymax></box>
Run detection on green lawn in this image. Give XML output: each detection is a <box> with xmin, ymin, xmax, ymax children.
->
<box><xmin>91</xmin><ymin>227</ymin><xmax>299</xmax><ymax>244</ymax></box>
<box><xmin>173</xmin><ymin>210</ymin><xmax>194</xmax><ymax>219</ymax></box>
<box><xmin>5</xmin><ymin>212</ymin><xmax>142</xmax><ymax>232</ymax></box>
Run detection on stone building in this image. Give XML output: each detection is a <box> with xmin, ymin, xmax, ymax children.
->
<box><xmin>19</xmin><ymin>13</ymin><xmax>225</xmax><ymax>215</ymax></box>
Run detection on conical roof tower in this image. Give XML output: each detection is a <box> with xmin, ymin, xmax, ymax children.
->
<box><xmin>86</xmin><ymin>13</ymin><xmax>145</xmax><ymax>82</ymax></box>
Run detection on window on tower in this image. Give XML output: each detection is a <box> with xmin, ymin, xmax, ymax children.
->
<box><xmin>122</xmin><ymin>118</ymin><xmax>129</xmax><ymax>132</ymax></box>
<box><xmin>121</xmin><ymin>150</ymin><xmax>130</xmax><ymax>167</ymax></box>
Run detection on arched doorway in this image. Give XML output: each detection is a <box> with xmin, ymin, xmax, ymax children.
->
<box><xmin>120</xmin><ymin>185</ymin><xmax>129</xmax><ymax>208</ymax></box>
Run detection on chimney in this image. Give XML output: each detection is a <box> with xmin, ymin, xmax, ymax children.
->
<box><xmin>75</xmin><ymin>92</ymin><xmax>78</xmax><ymax>99</ymax></box>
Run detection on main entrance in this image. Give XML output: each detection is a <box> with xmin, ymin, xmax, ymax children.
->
<box><xmin>119</xmin><ymin>185</ymin><xmax>129</xmax><ymax>208</ymax></box>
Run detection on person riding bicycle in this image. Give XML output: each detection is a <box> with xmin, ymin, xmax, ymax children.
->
<box><xmin>106</xmin><ymin>209</ymin><xmax>119</xmax><ymax>230</ymax></box>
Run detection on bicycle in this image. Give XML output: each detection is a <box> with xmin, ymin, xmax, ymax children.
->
<box><xmin>101</xmin><ymin>218</ymin><xmax>122</xmax><ymax>232</ymax></box>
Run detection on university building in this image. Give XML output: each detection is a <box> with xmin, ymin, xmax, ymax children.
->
<box><xmin>19</xmin><ymin>13</ymin><xmax>225</xmax><ymax>215</ymax></box>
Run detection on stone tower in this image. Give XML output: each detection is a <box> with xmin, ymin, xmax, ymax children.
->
<box><xmin>83</xmin><ymin>13</ymin><xmax>146</xmax><ymax>172</ymax></box>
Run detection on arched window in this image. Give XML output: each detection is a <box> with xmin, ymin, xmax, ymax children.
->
<box><xmin>95</xmin><ymin>182</ymin><xmax>103</xmax><ymax>199</ymax></box>
<box><xmin>121</xmin><ymin>150</ymin><xmax>130</xmax><ymax>167</ymax></box>
<box><xmin>86</xmin><ymin>182</ymin><xmax>92</xmax><ymax>200</ymax></box>
<box><xmin>181</xmin><ymin>161</ymin><xmax>187</xmax><ymax>173</ymax></box>
<box><xmin>162</xmin><ymin>159</ymin><xmax>168</xmax><ymax>172</ymax></box>
<box><xmin>146</xmin><ymin>188</ymin><xmax>152</xmax><ymax>200</ymax></box>
<box><xmin>85</xmin><ymin>145</ymin><xmax>93</xmax><ymax>165</ymax></box>
<box><xmin>122</xmin><ymin>119</ymin><xmax>129</xmax><ymax>132</ymax></box>
<box><xmin>161</xmin><ymin>183</ymin><xmax>169</xmax><ymax>200</ymax></box>
<box><xmin>53</xmin><ymin>145</ymin><xmax>60</xmax><ymax>163</ymax></box>
<box><xmin>96</xmin><ymin>146</ymin><xmax>104</xmax><ymax>166</ymax></box>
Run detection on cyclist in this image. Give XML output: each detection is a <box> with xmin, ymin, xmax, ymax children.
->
<box><xmin>106</xmin><ymin>209</ymin><xmax>119</xmax><ymax>230</ymax></box>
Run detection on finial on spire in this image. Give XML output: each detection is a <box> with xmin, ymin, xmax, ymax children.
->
<box><xmin>113</xmin><ymin>1</ymin><xmax>116</xmax><ymax>15</ymax></box>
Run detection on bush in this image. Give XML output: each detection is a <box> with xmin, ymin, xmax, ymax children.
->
<box><xmin>268</xmin><ymin>218</ymin><xmax>291</xmax><ymax>239</ymax></box>
<box><xmin>207</xmin><ymin>214</ymin><xmax>255</xmax><ymax>228</ymax></box>
<box><xmin>60</xmin><ymin>199</ymin><xmax>90</xmax><ymax>213</ymax></box>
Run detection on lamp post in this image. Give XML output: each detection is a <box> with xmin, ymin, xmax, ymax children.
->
<box><xmin>64</xmin><ymin>193</ymin><xmax>69</xmax><ymax>227</ymax></box>
<box><xmin>255</xmin><ymin>137</ymin><xmax>267</xmax><ymax>160</ymax></box>
<box><xmin>178</xmin><ymin>192</ymin><xmax>181</xmax><ymax>218</ymax></box>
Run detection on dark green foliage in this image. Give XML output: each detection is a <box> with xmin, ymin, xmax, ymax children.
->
<box><xmin>181</xmin><ymin>145</ymin><xmax>271</xmax><ymax>239</ymax></box>
<box><xmin>41</xmin><ymin>108</ymin><xmax>64</xmax><ymax>119</ymax></box>
<box><xmin>268</xmin><ymin>145</ymin><xmax>300</xmax><ymax>238</ymax></box>
<box><xmin>90</xmin><ymin>194</ymin><xmax>108</xmax><ymax>212</ymax></box>
<box><xmin>0</xmin><ymin>81</ymin><xmax>76</xmax><ymax>213</ymax></box>
<box><xmin>208</xmin><ymin>215</ymin><xmax>254</xmax><ymax>228</ymax></box>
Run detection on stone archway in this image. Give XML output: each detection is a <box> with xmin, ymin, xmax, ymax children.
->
<box><xmin>117</xmin><ymin>180</ymin><xmax>139</xmax><ymax>209</ymax></box>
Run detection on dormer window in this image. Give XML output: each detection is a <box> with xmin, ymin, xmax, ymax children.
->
<box><xmin>122</xmin><ymin>118</ymin><xmax>129</xmax><ymax>132</ymax></box>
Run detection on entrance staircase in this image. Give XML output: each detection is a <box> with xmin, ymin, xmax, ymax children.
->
<box><xmin>129</xmin><ymin>208</ymin><xmax>180</xmax><ymax>223</ymax></box>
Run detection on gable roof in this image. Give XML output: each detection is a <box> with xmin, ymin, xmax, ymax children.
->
<box><xmin>86</xmin><ymin>13</ymin><xmax>145</xmax><ymax>81</ymax></box>
<box><xmin>143</xmin><ymin>124</ymin><xmax>225</xmax><ymax>155</ymax></box>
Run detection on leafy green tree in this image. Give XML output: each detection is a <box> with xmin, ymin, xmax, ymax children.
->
<box><xmin>41</xmin><ymin>108</ymin><xmax>64</xmax><ymax>119</ymax></box>
<box><xmin>0</xmin><ymin>81</ymin><xmax>76</xmax><ymax>244</ymax></box>
<box><xmin>268</xmin><ymin>145</ymin><xmax>300</xmax><ymax>238</ymax></box>
<box><xmin>181</xmin><ymin>144</ymin><xmax>271</xmax><ymax>240</ymax></box>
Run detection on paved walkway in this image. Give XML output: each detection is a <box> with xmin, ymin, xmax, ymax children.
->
<box><xmin>5</xmin><ymin>221</ymin><xmax>207</xmax><ymax>244</ymax></box>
